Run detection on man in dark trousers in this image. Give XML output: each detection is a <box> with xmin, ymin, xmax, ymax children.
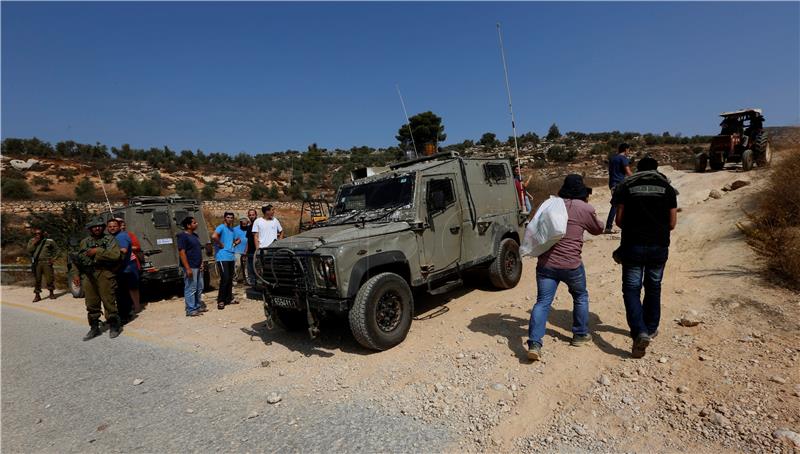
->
<box><xmin>244</xmin><ymin>209</ymin><xmax>258</xmax><ymax>286</ymax></box>
<box><xmin>614</xmin><ymin>156</ymin><xmax>678</xmax><ymax>358</ymax></box>
<box><xmin>211</xmin><ymin>212</ymin><xmax>239</xmax><ymax>309</ymax></box>
<box><xmin>605</xmin><ymin>143</ymin><xmax>633</xmax><ymax>233</ymax></box>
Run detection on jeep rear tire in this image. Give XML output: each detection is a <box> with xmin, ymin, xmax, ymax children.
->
<box><xmin>349</xmin><ymin>272</ymin><xmax>413</xmax><ymax>351</ymax></box>
<box><xmin>272</xmin><ymin>307</ymin><xmax>308</xmax><ymax>332</ymax></box>
<box><xmin>741</xmin><ymin>149</ymin><xmax>754</xmax><ymax>171</ymax></box>
<box><xmin>488</xmin><ymin>238</ymin><xmax>522</xmax><ymax>289</ymax></box>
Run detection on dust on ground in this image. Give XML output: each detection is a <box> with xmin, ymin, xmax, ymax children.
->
<box><xmin>2</xmin><ymin>149</ymin><xmax>799</xmax><ymax>453</ymax></box>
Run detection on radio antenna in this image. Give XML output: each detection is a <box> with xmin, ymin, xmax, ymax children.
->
<box><xmin>396</xmin><ymin>84</ymin><xmax>419</xmax><ymax>159</ymax></box>
<box><xmin>496</xmin><ymin>23</ymin><xmax>521</xmax><ymax>177</ymax></box>
<box><xmin>97</xmin><ymin>169</ymin><xmax>113</xmax><ymax>215</ymax></box>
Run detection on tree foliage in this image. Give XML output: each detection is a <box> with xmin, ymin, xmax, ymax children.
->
<box><xmin>1</xmin><ymin>178</ymin><xmax>33</xmax><ymax>199</ymax></box>
<box><xmin>74</xmin><ymin>177</ymin><xmax>97</xmax><ymax>202</ymax></box>
<box><xmin>395</xmin><ymin>111</ymin><xmax>446</xmax><ymax>153</ymax></box>
<box><xmin>478</xmin><ymin>132</ymin><xmax>499</xmax><ymax>148</ymax></box>
<box><xmin>546</xmin><ymin>123</ymin><xmax>561</xmax><ymax>141</ymax></box>
<box><xmin>175</xmin><ymin>180</ymin><xmax>199</xmax><ymax>199</ymax></box>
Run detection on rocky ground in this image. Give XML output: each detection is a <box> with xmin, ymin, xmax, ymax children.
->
<box><xmin>2</xmin><ymin>148</ymin><xmax>798</xmax><ymax>453</ymax></box>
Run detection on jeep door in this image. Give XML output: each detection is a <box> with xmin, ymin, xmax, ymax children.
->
<box><xmin>420</xmin><ymin>174</ymin><xmax>462</xmax><ymax>277</ymax></box>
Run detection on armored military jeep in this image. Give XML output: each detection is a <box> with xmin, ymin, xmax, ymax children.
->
<box><xmin>68</xmin><ymin>196</ymin><xmax>215</xmax><ymax>298</ymax></box>
<box><xmin>247</xmin><ymin>152</ymin><xmax>525</xmax><ymax>350</ymax></box>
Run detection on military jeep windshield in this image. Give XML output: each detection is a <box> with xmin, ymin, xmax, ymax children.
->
<box><xmin>329</xmin><ymin>174</ymin><xmax>415</xmax><ymax>223</ymax></box>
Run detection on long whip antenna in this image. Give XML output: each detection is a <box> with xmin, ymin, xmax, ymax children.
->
<box><xmin>496</xmin><ymin>23</ymin><xmax>521</xmax><ymax>176</ymax></box>
<box><xmin>97</xmin><ymin>170</ymin><xmax>113</xmax><ymax>215</ymax></box>
<box><xmin>396</xmin><ymin>84</ymin><xmax>419</xmax><ymax>159</ymax></box>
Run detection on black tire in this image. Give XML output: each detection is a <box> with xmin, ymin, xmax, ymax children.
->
<box><xmin>709</xmin><ymin>153</ymin><xmax>724</xmax><ymax>171</ymax></box>
<box><xmin>271</xmin><ymin>307</ymin><xmax>308</xmax><ymax>331</ymax></box>
<box><xmin>488</xmin><ymin>238</ymin><xmax>523</xmax><ymax>289</ymax></box>
<box><xmin>69</xmin><ymin>275</ymin><xmax>84</xmax><ymax>298</ymax></box>
<box><xmin>349</xmin><ymin>272</ymin><xmax>413</xmax><ymax>351</ymax></box>
<box><xmin>694</xmin><ymin>153</ymin><xmax>708</xmax><ymax>173</ymax></box>
<box><xmin>755</xmin><ymin>132</ymin><xmax>771</xmax><ymax>167</ymax></box>
<box><xmin>741</xmin><ymin>149</ymin><xmax>754</xmax><ymax>171</ymax></box>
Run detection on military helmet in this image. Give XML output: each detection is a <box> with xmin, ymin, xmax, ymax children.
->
<box><xmin>85</xmin><ymin>217</ymin><xmax>106</xmax><ymax>229</ymax></box>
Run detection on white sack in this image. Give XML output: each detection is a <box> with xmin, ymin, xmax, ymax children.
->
<box><xmin>520</xmin><ymin>196</ymin><xmax>568</xmax><ymax>257</ymax></box>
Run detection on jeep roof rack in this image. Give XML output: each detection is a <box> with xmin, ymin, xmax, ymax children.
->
<box><xmin>389</xmin><ymin>151</ymin><xmax>459</xmax><ymax>170</ymax></box>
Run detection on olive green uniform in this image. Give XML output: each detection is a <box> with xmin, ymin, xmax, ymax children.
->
<box><xmin>76</xmin><ymin>233</ymin><xmax>122</xmax><ymax>322</ymax></box>
<box><xmin>27</xmin><ymin>237</ymin><xmax>58</xmax><ymax>293</ymax></box>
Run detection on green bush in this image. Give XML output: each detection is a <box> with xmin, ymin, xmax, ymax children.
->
<box><xmin>32</xmin><ymin>176</ymin><xmax>53</xmax><ymax>191</ymax></box>
<box><xmin>251</xmin><ymin>183</ymin><xmax>270</xmax><ymax>200</ymax></box>
<box><xmin>175</xmin><ymin>179</ymin><xmax>199</xmax><ymax>199</ymax></box>
<box><xmin>1</xmin><ymin>178</ymin><xmax>33</xmax><ymax>199</ymax></box>
<box><xmin>74</xmin><ymin>177</ymin><xmax>96</xmax><ymax>201</ymax></box>
<box><xmin>201</xmin><ymin>181</ymin><xmax>217</xmax><ymax>200</ymax></box>
<box><xmin>116</xmin><ymin>176</ymin><xmax>160</xmax><ymax>198</ymax></box>
<box><xmin>546</xmin><ymin>145</ymin><xmax>576</xmax><ymax>162</ymax></box>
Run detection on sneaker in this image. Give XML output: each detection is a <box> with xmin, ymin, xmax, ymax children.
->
<box><xmin>631</xmin><ymin>333</ymin><xmax>652</xmax><ymax>359</ymax></box>
<box><xmin>197</xmin><ymin>306</ymin><xmax>209</xmax><ymax>313</ymax></box>
<box><xmin>570</xmin><ymin>333</ymin><xmax>592</xmax><ymax>347</ymax></box>
<box><xmin>527</xmin><ymin>343</ymin><xmax>542</xmax><ymax>362</ymax></box>
<box><xmin>186</xmin><ymin>311</ymin><xmax>202</xmax><ymax>317</ymax></box>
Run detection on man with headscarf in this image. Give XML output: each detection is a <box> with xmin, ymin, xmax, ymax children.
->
<box><xmin>527</xmin><ymin>174</ymin><xmax>604</xmax><ymax>361</ymax></box>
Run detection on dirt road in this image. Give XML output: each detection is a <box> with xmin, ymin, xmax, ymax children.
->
<box><xmin>2</xmin><ymin>157</ymin><xmax>798</xmax><ymax>453</ymax></box>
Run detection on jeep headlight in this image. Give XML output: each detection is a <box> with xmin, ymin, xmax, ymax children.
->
<box><xmin>311</xmin><ymin>255</ymin><xmax>337</xmax><ymax>289</ymax></box>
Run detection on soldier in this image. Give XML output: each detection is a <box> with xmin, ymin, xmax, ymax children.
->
<box><xmin>27</xmin><ymin>227</ymin><xmax>58</xmax><ymax>302</ymax></box>
<box><xmin>73</xmin><ymin>217</ymin><xmax>123</xmax><ymax>340</ymax></box>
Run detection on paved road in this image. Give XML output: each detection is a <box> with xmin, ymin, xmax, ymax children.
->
<box><xmin>1</xmin><ymin>305</ymin><xmax>451</xmax><ymax>453</ymax></box>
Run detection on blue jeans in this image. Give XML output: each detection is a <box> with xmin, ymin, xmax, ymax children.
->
<box><xmin>527</xmin><ymin>264</ymin><xmax>589</xmax><ymax>348</ymax></box>
<box><xmin>183</xmin><ymin>268</ymin><xmax>204</xmax><ymax>314</ymax></box>
<box><xmin>620</xmin><ymin>244</ymin><xmax>669</xmax><ymax>339</ymax></box>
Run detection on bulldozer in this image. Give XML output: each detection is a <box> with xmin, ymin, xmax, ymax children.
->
<box><xmin>695</xmin><ymin>108</ymin><xmax>771</xmax><ymax>172</ymax></box>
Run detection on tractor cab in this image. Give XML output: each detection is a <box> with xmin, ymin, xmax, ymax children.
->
<box><xmin>696</xmin><ymin>108</ymin><xmax>771</xmax><ymax>172</ymax></box>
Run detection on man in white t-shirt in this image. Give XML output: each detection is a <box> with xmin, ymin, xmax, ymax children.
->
<box><xmin>251</xmin><ymin>204</ymin><xmax>284</xmax><ymax>249</ymax></box>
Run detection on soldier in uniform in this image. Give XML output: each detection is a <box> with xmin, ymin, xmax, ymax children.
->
<box><xmin>73</xmin><ymin>217</ymin><xmax>123</xmax><ymax>340</ymax></box>
<box><xmin>27</xmin><ymin>227</ymin><xmax>58</xmax><ymax>302</ymax></box>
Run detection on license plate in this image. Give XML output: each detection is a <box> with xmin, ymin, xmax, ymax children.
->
<box><xmin>271</xmin><ymin>296</ymin><xmax>297</xmax><ymax>308</ymax></box>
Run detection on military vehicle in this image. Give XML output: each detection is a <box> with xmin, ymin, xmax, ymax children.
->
<box><xmin>695</xmin><ymin>108</ymin><xmax>771</xmax><ymax>172</ymax></box>
<box><xmin>68</xmin><ymin>196</ymin><xmax>215</xmax><ymax>298</ymax></box>
<box><xmin>248</xmin><ymin>152</ymin><xmax>526</xmax><ymax>350</ymax></box>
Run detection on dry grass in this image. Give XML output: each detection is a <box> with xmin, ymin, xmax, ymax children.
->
<box><xmin>741</xmin><ymin>148</ymin><xmax>800</xmax><ymax>290</ymax></box>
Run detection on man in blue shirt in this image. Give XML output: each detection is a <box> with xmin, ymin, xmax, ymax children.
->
<box><xmin>107</xmin><ymin>218</ymin><xmax>139</xmax><ymax>324</ymax></box>
<box><xmin>605</xmin><ymin>143</ymin><xmax>633</xmax><ymax>233</ymax></box>
<box><xmin>233</xmin><ymin>216</ymin><xmax>249</xmax><ymax>284</ymax></box>
<box><xmin>212</xmin><ymin>212</ymin><xmax>239</xmax><ymax>309</ymax></box>
<box><xmin>177</xmin><ymin>216</ymin><xmax>206</xmax><ymax>316</ymax></box>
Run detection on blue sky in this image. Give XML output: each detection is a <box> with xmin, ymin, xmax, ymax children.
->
<box><xmin>2</xmin><ymin>2</ymin><xmax>798</xmax><ymax>154</ymax></box>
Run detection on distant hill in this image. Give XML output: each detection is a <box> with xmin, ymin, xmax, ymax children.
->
<box><xmin>766</xmin><ymin>126</ymin><xmax>800</xmax><ymax>149</ymax></box>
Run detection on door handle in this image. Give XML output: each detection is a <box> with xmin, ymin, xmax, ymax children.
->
<box><xmin>449</xmin><ymin>226</ymin><xmax>460</xmax><ymax>234</ymax></box>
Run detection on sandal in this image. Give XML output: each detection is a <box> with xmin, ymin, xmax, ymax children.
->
<box><xmin>217</xmin><ymin>302</ymin><xmax>225</xmax><ymax>310</ymax></box>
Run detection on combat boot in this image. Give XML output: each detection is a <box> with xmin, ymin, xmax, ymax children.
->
<box><xmin>32</xmin><ymin>293</ymin><xmax>41</xmax><ymax>303</ymax></box>
<box><xmin>108</xmin><ymin>316</ymin><xmax>122</xmax><ymax>339</ymax></box>
<box><xmin>83</xmin><ymin>318</ymin><xmax>102</xmax><ymax>341</ymax></box>
<box><xmin>48</xmin><ymin>289</ymin><xmax>56</xmax><ymax>300</ymax></box>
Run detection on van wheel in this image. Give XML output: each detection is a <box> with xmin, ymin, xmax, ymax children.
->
<box><xmin>349</xmin><ymin>272</ymin><xmax>413</xmax><ymax>351</ymax></box>
<box><xmin>69</xmin><ymin>275</ymin><xmax>84</xmax><ymax>298</ymax></box>
<box><xmin>271</xmin><ymin>307</ymin><xmax>308</xmax><ymax>331</ymax></box>
<box><xmin>488</xmin><ymin>238</ymin><xmax>522</xmax><ymax>289</ymax></box>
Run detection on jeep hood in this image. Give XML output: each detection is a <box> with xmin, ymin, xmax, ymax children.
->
<box><xmin>271</xmin><ymin>223</ymin><xmax>412</xmax><ymax>250</ymax></box>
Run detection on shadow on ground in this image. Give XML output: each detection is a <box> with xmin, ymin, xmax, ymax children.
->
<box><xmin>468</xmin><ymin>308</ymin><xmax>630</xmax><ymax>363</ymax></box>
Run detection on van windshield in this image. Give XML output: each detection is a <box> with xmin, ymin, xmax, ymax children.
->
<box><xmin>329</xmin><ymin>175</ymin><xmax>415</xmax><ymax>222</ymax></box>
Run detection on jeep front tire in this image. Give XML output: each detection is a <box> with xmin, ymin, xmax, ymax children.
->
<box><xmin>349</xmin><ymin>272</ymin><xmax>413</xmax><ymax>351</ymax></box>
<box><xmin>488</xmin><ymin>238</ymin><xmax>522</xmax><ymax>289</ymax></box>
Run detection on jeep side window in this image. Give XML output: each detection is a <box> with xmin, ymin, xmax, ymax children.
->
<box><xmin>484</xmin><ymin>163</ymin><xmax>508</xmax><ymax>184</ymax></box>
<box><xmin>427</xmin><ymin>178</ymin><xmax>455</xmax><ymax>214</ymax></box>
<box><xmin>174</xmin><ymin>210</ymin><xmax>188</xmax><ymax>226</ymax></box>
<box><xmin>153</xmin><ymin>211</ymin><xmax>170</xmax><ymax>229</ymax></box>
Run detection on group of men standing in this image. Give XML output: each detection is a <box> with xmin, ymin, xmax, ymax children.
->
<box><xmin>180</xmin><ymin>204</ymin><xmax>283</xmax><ymax>315</ymax></box>
<box><xmin>70</xmin><ymin>217</ymin><xmax>143</xmax><ymax>340</ymax></box>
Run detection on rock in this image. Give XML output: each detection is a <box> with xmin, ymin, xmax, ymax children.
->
<box><xmin>658</xmin><ymin>357</ymin><xmax>668</xmax><ymax>364</ymax></box>
<box><xmin>699</xmin><ymin>355</ymin><xmax>712</xmax><ymax>361</ymax></box>
<box><xmin>260</xmin><ymin>360</ymin><xmax>271</xmax><ymax>368</ymax></box>
<box><xmin>496</xmin><ymin>337</ymin><xmax>505</xmax><ymax>344</ymax></box>
<box><xmin>545</xmin><ymin>436</ymin><xmax>554</xmax><ymax>444</ymax></box>
<box><xmin>677</xmin><ymin>386</ymin><xmax>689</xmax><ymax>394</ymax></box>
<box><xmin>730</xmin><ymin>180</ymin><xmax>751</xmax><ymax>190</ymax></box>
<box><xmin>573</xmin><ymin>425</ymin><xmax>587</xmax><ymax>436</ymax></box>
<box><xmin>36</xmin><ymin>418</ymin><xmax>43</xmax><ymax>424</ymax></box>
<box><xmin>598</xmin><ymin>374</ymin><xmax>612</xmax><ymax>386</ymax></box>
<box><xmin>679</xmin><ymin>317</ymin><xmax>701</xmax><ymax>327</ymax></box>
<box><xmin>710</xmin><ymin>413</ymin><xmax>730</xmax><ymax>427</ymax></box>
<box><xmin>216</xmin><ymin>387</ymin><xmax>225</xmax><ymax>393</ymax></box>
<box><xmin>491</xmin><ymin>383</ymin><xmax>506</xmax><ymax>391</ymax></box>
<box><xmin>793</xmin><ymin>385</ymin><xmax>800</xmax><ymax>397</ymax></box>
<box><xmin>434</xmin><ymin>383</ymin><xmax>445</xmax><ymax>393</ymax></box>
<box><xmin>674</xmin><ymin>289</ymin><xmax>685</xmax><ymax>295</ymax></box>
<box><xmin>267</xmin><ymin>392</ymin><xmax>282</xmax><ymax>404</ymax></box>
<box><xmin>186</xmin><ymin>409</ymin><xmax>194</xmax><ymax>414</ymax></box>
<box><xmin>769</xmin><ymin>376</ymin><xmax>787</xmax><ymax>384</ymax></box>
<box><xmin>622</xmin><ymin>396</ymin><xmax>634</xmax><ymax>405</ymax></box>
<box><xmin>709</xmin><ymin>190</ymin><xmax>723</xmax><ymax>199</ymax></box>
<box><xmin>456</xmin><ymin>353</ymin><xmax>465</xmax><ymax>360</ymax></box>
<box><xmin>773</xmin><ymin>429</ymin><xmax>800</xmax><ymax>447</ymax></box>
<box><xmin>247</xmin><ymin>411</ymin><xmax>259</xmax><ymax>419</ymax></box>
<box><xmin>133</xmin><ymin>378</ymin><xmax>144</xmax><ymax>386</ymax></box>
